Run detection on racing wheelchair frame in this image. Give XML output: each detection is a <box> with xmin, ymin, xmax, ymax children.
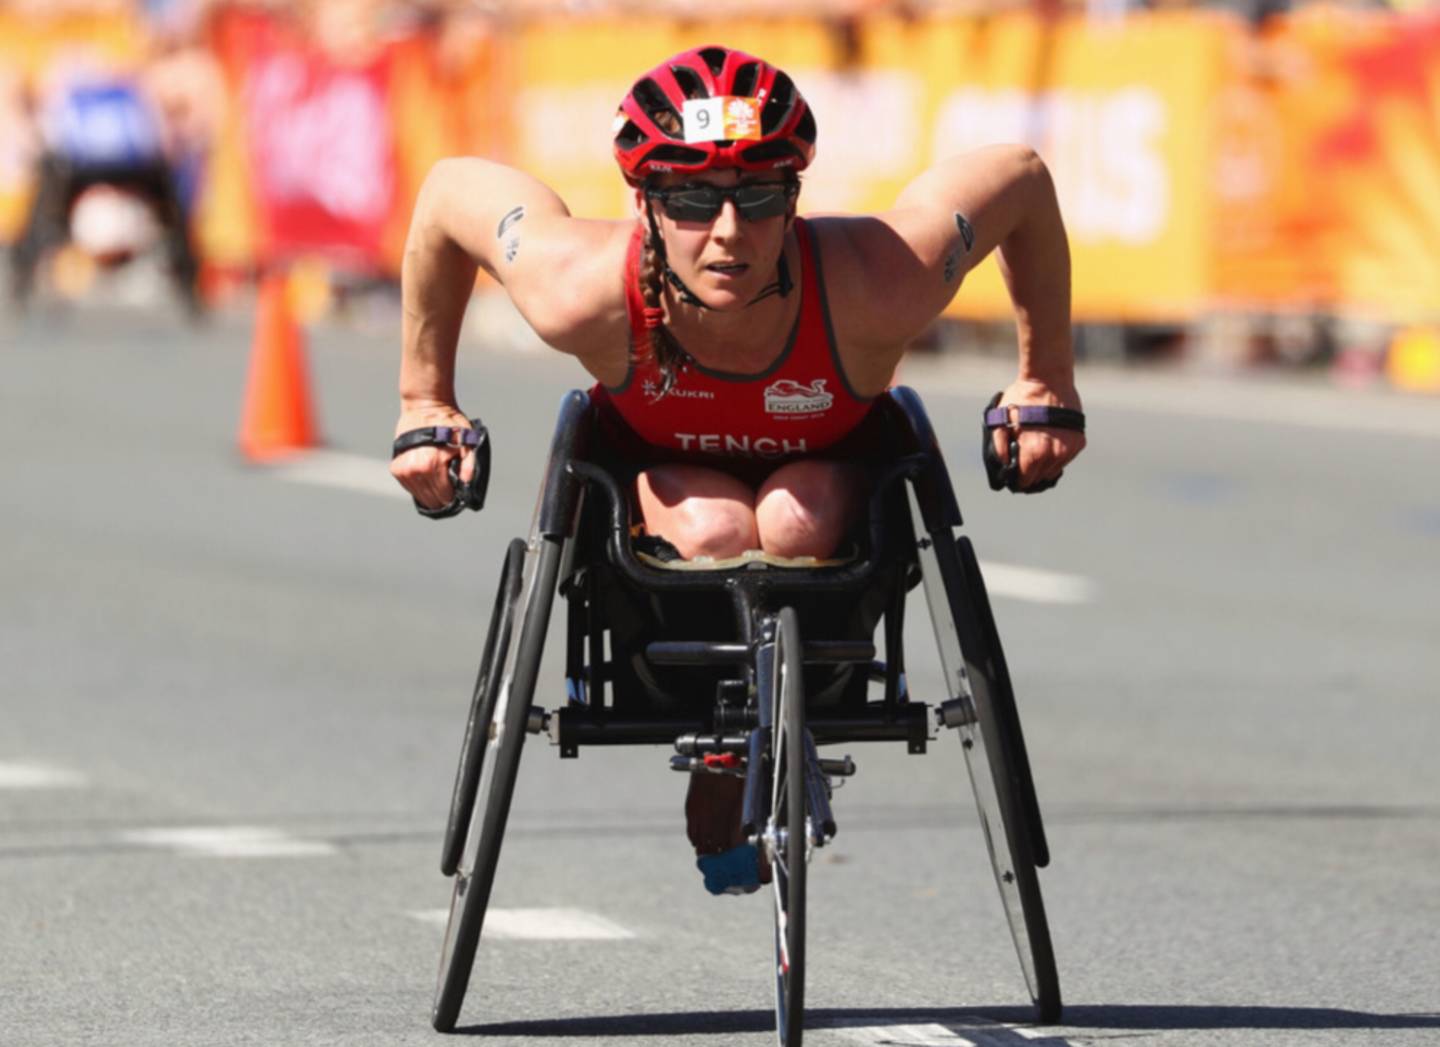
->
<box><xmin>429</xmin><ymin>386</ymin><xmax>1061</xmax><ymax>1043</ymax></box>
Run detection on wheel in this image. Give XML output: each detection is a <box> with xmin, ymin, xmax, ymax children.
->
<box><xmin>432</xmin><ymin>535</ymin><xmax>564</xmax><ymax>1033</ymax></box>
<box><xmin>441</xmin><ymin>538</ymin><xmax>525</xmax><ymax>877</ymax></box>
<box><xmin>916</xmin><ymin>526</ymin><xmax>1062</xmax><ymax>1023</ymax></box>
<box><xmin>955</xmin><ymin>537</ymin><xmax>1049</xmax><ymax>868</ymax></box>
<box><xmin>768</xmin><ymin>607</ymin><xmax>807</xmax><ymax>1047</ymax></box>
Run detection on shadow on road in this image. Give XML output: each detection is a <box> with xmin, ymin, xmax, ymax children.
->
<box><xmin>458</xmin><ymin>1003</ymin><xmax>1440</xmax><ymax>1037</ymax></box>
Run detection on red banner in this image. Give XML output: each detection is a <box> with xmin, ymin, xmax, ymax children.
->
<box><xmin>232</xmin><ymin>17</ymin><xmax>399</xmax><ymax>269</ymax></box>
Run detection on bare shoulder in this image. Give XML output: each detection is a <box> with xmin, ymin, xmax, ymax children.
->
<box><xmin>805</xmin><ymin>147</ymin><xmax>1047</xmax><ymax>376</ymax></box>
<box><xmin>503</xmin><ymin>216</ymin><xmax>634</xmax><ymax>367</ymax></box>
<box><xmin>804</xmin><ymin>213</ymin><xmax>938</xmax><ymax>393</ymax></box>
<box><xmin>415</xmin><ymin>158</ymin><xmax>636</xmax><ymax>369</ymax></box>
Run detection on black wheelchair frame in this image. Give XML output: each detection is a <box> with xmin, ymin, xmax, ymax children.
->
<box><xmin>430</xmin><ymin>386</ymin><xmax>1061</xmax><ymax>1044</ymax></box>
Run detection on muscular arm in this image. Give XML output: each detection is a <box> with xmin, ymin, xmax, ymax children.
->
<box><xmin>394</xmin><ymin>158</ymin><xmax>626</xmax><ymax>508</ymax></box>
<box><xmin>900</xmin><ymin>146</ymin><xmax>1072</xmax><ymax>387</ymax></box>
<box><xmin>829</xmin><ymin>145</ymin><xmax>1084</xmax><ymax>487</ymax></box>
<box><xmin>836</xmin><ymin>145</ymin><xmax>1068</xmax><ymax>367</ymax></box>
<box><xmin>400</xmin><ymin>158</ymin><xmax>571</xmax><ymax>411</ymax></box>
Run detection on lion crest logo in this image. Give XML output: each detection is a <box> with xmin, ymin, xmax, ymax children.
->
<box><xmin>764</xmin><ymin>378</ymin><xmax>834</xmax><ymax>416</ymax></box>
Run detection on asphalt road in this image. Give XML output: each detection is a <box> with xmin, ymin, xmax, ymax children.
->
<box><xmin>2</xmin><ymin>303</ymin><xmax>1438</xmax><ymax>1047</ymax></box>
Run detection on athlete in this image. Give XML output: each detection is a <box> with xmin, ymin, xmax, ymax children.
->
<box><xmin>391</xmin><ymin>45</ymin><xmax>1086</xmax><ymax>893</ymax></box>
<box><xmin>10</xmin><ymin>78</ymin><xmax>201</xmax><ymax>312</ymax></box>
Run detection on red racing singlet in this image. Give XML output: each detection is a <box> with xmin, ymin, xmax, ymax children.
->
<box><xmin>590</xmin><ymin>217</ymin><xmax>875</xmax><ymax>464</ymax></box>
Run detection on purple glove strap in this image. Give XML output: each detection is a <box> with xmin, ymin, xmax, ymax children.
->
<box><xmin>984</xmin><ymin>404</ymin><xmax>1086</xmax><ymax>431</ymax></box>
<box><xmin>429</xmin><ymin>426</ymin><xmax>482</xmax><ymax>448</ymax></box>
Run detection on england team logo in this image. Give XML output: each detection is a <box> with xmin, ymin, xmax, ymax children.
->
<box><xmin>764</xmin><ymin>378</ymin><xmax>834</xmax><ymax>417</ymax></box>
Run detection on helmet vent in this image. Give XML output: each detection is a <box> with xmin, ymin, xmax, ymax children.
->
<box><xmin>760</xmin><ymin>72</ymin><xmax>796</xmax><ymax>134</ymax></box>
<box><xmin>633</xmin><ymin>78</ymin><xmax>682</xmax><ymax>135</ymax></box>
<box><xmin>698</xmin><ymin>47</ymin><xmax>729</xmax><ymax>77</ymax></box>
<box><xmin>615</xmin><ymin>119</ymin><xmax>647</xmax><ymax>150</ymax></box>
<box><xmin>741</xmin><ymin>139</ymin><xmax>803</xmax><ymax>165</ymax></box>
<box><xmin>670</xmin><ymin>65</ymin><xmax>709</xmax><ymax>100</ymax></box>
<box><xmin>644</xmin><ymin>144</ymin><xmax>710</xmax><ymax>167</ymax></box>
<box><xmin>731</xmin><ymin>62</ymin><xmax>760</xmax><ymax>99</ymax></box>
<box><xmin>795</xmin><ymin>107</ymin><xmax>817</xmax><ymax>145</ymax></box>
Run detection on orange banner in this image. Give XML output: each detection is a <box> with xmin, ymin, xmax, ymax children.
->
<box><xmin>502</xmin><ymin>13</ymin><xmax>1229</xmax><ymax>323</ymax></box>
<box><xmin>1306</xmin><ymin>9</ymin><xmax>1440</xmax><ymax>322</ymax></box>
<box><xmin>6</xmin><ymin>8</ymin><xmax>1440</xmax><ymax>321</ymax></box>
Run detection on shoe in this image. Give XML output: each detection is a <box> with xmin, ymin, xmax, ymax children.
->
<box><xmin>697</xmin><ymin>843</ymin><xmax>762</xmax><ymax>896</ymax></box>
<box><xmin>633</xmin><ymin>533</ymin><xmax>684</xmax><ymax>563</ymax></box>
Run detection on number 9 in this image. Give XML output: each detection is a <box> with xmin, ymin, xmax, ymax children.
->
<box><xmin>696</xmin><ymin>109</ymin><xmax>710</xmax><ymax>128</ymax></box>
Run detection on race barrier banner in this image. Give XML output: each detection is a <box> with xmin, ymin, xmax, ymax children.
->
<box><xmin>3</xmin><ymin>8</ymin><xmax>1439</xmax><ymax>322</ymax></box>
<box><xmin>502</xmin><ymin>13</ymin><xmax>1226</xmax><ymax>322</ymax></box>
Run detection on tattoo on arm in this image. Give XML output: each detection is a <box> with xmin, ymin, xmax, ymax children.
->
<box><xmin>497</xmin><ymin>205</ymin><xmax>525</xmax><ymax>265</ymax></box>
<box><xmin>496</xmin><ymin>206</ymin><xmax>525</xmax><ymax>238</ymax></box>
<box><xmin>955</xmin><ymin>212</ymin><xmax>975</xmax><ymax>252</ymax></box>
<box><xmin>944</xmin><ymin>212</ymin><xmax>975</xmax><ymax>284</ymax></box>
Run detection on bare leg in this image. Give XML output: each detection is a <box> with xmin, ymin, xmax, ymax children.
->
<box><xmin>635</xmin><ymin>463</ymin><xmax>759</xmax><ymax>560</ymax></box>
<box><xmin>755</xmin><ymin>459</ymin><xmax>864</xmax><ymax>559</ymax></box>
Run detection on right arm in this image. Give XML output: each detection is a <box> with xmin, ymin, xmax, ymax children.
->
<box><xmin>393</xmin><ymin>157</ymin><xmax>626</xmax><ymax>509</ymax></box>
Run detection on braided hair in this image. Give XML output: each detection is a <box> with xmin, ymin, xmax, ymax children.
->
<box><xmin>636</xmin><ymin>218</ymin><xmax>693</xmax><ymax>401</ymax></box>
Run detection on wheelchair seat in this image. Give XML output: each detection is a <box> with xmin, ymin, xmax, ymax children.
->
<box><xmin>561</xmin><ymin>390</ymin><xmax>932</xmax><ymax>722</ymax></box>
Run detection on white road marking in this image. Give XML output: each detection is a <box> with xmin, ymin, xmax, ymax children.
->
<box><xmin>840</xmin><ymin>1024</ymin><xmax>974</xmax><ymax>1046</ymax></box>
<box><xmin>0</xmin><ymin>761</ymin><xmax>88</xmax><ymax>789</ymax></box>
<box><xmin>838</xmin><ymin>1019</ymin><xmax>1074</xmax><ymax>1046</ymax></box>
<box><xmin>264</xmin><ymin>450</ymin><xmax>408</xmax><ymax>500</ymax></box>
<box><xmin>978</xmin><ymin>561</ymin><xmax>1098</xmax><ymax>605</ymax></box>
<box><xmin>410</xmin><ymin>907</ymin><xmax>636</xmax><ymax>940</ymax></box>
<box><xmin>122</xmin><ymin>826</ymin><xmax>337</xmax><ymax>858</ymax></box>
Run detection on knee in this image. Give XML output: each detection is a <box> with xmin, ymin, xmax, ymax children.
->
<box><xmin>756</xmin><ymin>495</ymin><xmax>829</xmax><ymax>559</ymax></box>
<box><xmin>636</xmin><ymin>465</ymin><xmax>759</xmax><ymax>561</ymax></box>
<box><xmin>672</xmin><ymin>502</ymin><xmax>758</xmax><ymax>560</ymax></box>
<box><xmin>755</xmin><ymin>465</ymin><xmax>854</xmax><ymax>559</ymax></box>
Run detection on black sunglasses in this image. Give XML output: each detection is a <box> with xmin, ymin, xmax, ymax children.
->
<box><xmin>646</xmin><ymin>181</ymin><xmax>797</xmax><ymax>223</ymax></box>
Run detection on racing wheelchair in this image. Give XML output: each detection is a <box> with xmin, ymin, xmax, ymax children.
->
<box><xmin>423</xmin><ymin>386</ymin><xmax>1062</xmax><ymax>1043</ymax></box>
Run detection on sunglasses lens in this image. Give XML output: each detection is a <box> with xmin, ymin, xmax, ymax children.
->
<box><xmin>662</xmin><ymin>188</ymin><xmax>723</xmax><ymax>222</ymax></box>
<box><xmin>652</xmin><ymin>183</ymin><xmax>792</xmax><ymax>222</ymax></box>
<box><xmin>734</xmin><ymin>187</ymin><xmax>789</xmax><ymax>220</ymax></box>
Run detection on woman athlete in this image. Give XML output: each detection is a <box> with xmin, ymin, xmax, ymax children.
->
<box><xmin>391</xmin><ymin>45</ymin><xmax>1086</xmax><ymax>893</ymax></box>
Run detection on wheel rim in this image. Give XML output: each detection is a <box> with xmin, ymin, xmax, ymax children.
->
<box><xmin>442</xmin><ymin>539</ymin><xmax>525</xmax><ymax>877</ymax></box>
<box><xmin>769</xmin><ymin>609</ymin><xmax>806</xmax><ymax>1046</ymax></box>
<box><xmin>912</xmin><ymin>519</ymin><xmax>1061</xmax><ymax>1021</ymax></box>
<box><xmin>432</xmin><ymin>536</ymin><xmax>564</xmax><ymax>1032</ymax></box>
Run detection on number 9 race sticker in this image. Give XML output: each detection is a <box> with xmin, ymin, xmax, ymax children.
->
<box><xmin>683</xmin><ymin>97</ymin><xmax>762</xmax><ymax>143</ymax></box>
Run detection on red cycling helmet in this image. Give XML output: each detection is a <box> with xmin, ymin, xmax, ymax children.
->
<box><xmin>613</xmin><ymin>45</ymin><xmax>816</xmax><ymax>186</ymax></box>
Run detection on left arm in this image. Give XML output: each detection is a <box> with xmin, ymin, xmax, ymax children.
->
<box><xmin>824</xmin><ymin>144</ymin><xmax>1085</xmax><ymax>489</ymax></box>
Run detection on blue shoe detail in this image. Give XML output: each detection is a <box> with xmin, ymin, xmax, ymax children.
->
<box><xmin>697</xmin><ymin>843</ymin><xmax>762</xmax><ymax>896</ymax></box>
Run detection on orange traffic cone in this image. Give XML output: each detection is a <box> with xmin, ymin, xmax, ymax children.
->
<box><xmin>238</xmin><ymin>271</ymin><xmax>320</xmax><ymax>461</ymax></box>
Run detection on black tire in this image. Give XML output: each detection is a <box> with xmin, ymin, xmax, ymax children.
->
<box><xmin>925</xmin><ymin>534</ymin><xmax>1062</xmax><ymax>1023</ymax></box>
<box><xmin>441</xmin><ymin>538</ymin><xmax>526</xmax><ymax>877</ymax></box>
<box><xmin>954</xmin><ymin>537</ymin><xmax>1049</xmax><ymax>867</ymax></box>
<box><xmin>432</xmin><ymin>536</ymin><xmax>563</xmax><ymax>1033</ymax></box>
<box><xmin>769</xmin><ymin>607</ymin><xmax>807</xmax><ymax>1047</ymax></box>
